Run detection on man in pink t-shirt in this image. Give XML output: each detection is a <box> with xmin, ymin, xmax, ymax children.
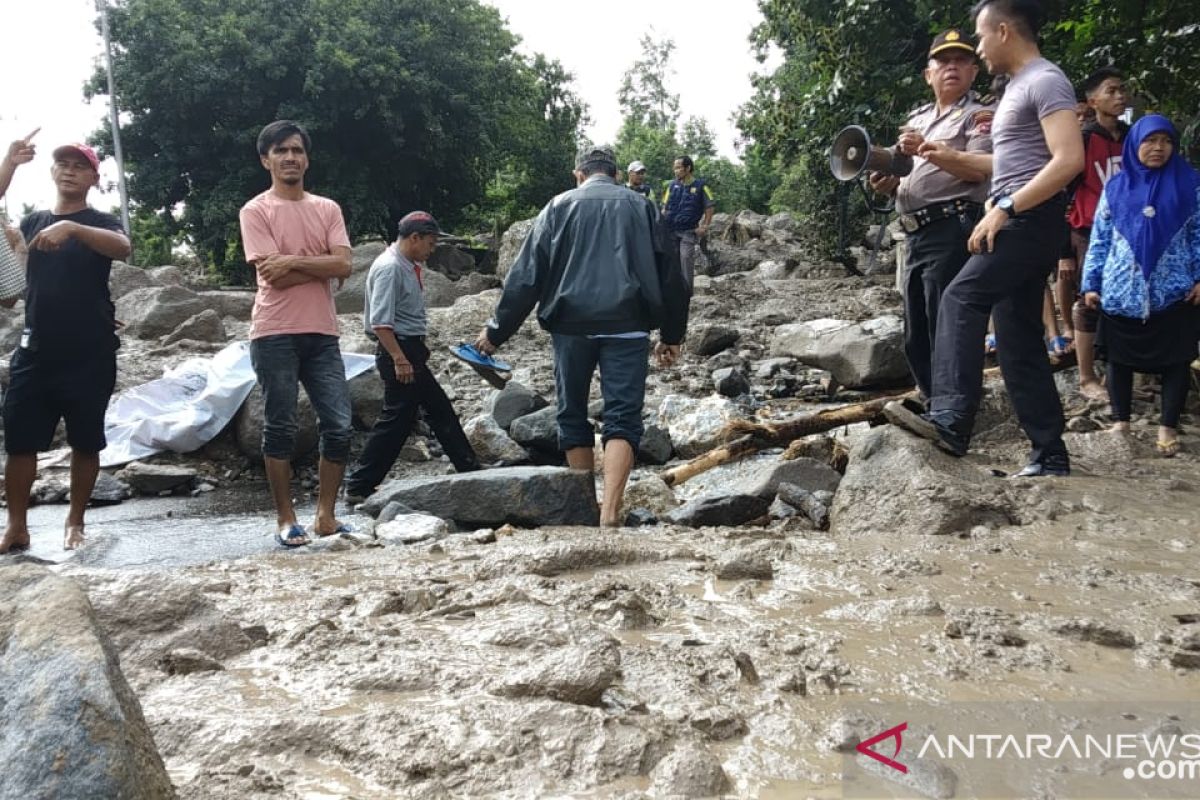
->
<box><xmin>239</xmin><ymin>120</ymin><xmax>353</xmax><ymax>548</ymax></box>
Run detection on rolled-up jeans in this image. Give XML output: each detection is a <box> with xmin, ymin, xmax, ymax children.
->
<box><xmin>249</xmin><ymin>333</ymin><xmax>353</xmax><ymax>462</ymax></box>
<box><xmin>551</xmin><ymin>333</ymin><xmax>649</xmax><ymax>452</ymax></box>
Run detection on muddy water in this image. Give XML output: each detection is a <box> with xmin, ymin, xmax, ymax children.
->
<box><xmin>57</xmin><ymin>443</ymin><xmax>1200</xmax><ymax>799</ymax></box>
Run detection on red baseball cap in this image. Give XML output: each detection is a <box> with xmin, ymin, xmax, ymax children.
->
<box><xmin>52</xmin><ymin>143</ymin><xmax>100</xmax><ymax>172</ymax></box>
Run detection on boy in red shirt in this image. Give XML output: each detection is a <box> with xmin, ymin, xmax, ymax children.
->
<box><xmin>1059</xmin><ymin>67</ymin><xmax>1127</xmax><ymax>399</ymax></box>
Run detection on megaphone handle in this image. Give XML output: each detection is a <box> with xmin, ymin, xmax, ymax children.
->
<box><xmin>857</xmin><ymin>176</ymin><xmax>896</xmax><ymax>214</ymax></box>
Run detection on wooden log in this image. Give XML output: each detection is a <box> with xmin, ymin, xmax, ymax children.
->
<box><xmin>660</xmin><ymin>390</ymin><xmax>914</xmax><ymax>487</ymax></box>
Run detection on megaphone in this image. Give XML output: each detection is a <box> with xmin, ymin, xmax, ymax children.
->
<box><xmin>829</xmin><ymin>125</ymin><xmax>913</xmax><ymax>181</ymax></box>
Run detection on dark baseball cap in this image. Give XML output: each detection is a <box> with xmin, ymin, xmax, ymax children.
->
<box><xmin>575</xmin><ymin>145</ymin><xmax>616</xmax><ymax>169</ymax></box>
<box><xmin>397</xmin><ymin>211</ymin><xmax>447</xmax><ymax>237</ymax></box>
<box><xmin>929</xmin><ymin>29</ymin><xmax>975</xmax><ymax>58</ymax></box>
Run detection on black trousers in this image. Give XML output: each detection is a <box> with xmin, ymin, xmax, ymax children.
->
<box><xmin>903</xmin><ymin>212</ymin><xmax>977</xmax><ymax>400</ymax></box>
<box><xmin>1107</xmin><ymin>361</ymin><xmax>1192</xmax><ymax>428</ymax></box>
<box><xmin>346</xmin><ymin>337</ymin><xmax>479</xmax><ymax>494</ymax></box>
<box><xmin>930</xmin><ymin>198</ymin><xmax>1068</xmax><ymax>463</ymax></box>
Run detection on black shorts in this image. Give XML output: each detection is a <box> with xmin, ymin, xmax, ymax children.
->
<box><xmin>3</xmin><ymin>347</ymin><xmax>117</xmax><ymax>454</ymax></box>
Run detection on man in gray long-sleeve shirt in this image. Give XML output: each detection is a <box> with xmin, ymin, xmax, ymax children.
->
<box><xmin>344</xmin><ymin>212</ymin><xmax>480</xmax><ymax>501</ymax></box>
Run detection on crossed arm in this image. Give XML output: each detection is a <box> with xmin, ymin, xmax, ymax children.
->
<box><xmin>254</xmin><ymin>247</ymin><xmax>352</xmax><ymax>289</ymax></box>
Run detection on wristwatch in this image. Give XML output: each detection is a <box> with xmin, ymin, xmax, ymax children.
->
<box><xmin>995</xmin><ymin>194</ymin><xmax>1016</xmax><ymax>218</ymax></box>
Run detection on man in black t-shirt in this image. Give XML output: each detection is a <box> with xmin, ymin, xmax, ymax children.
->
<box><xmin>0</xmin><ymin>140</ymin><xmax>130</xmax><ymax>553</ymax></box>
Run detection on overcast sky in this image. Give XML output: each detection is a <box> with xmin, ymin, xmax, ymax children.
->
<box><xmin>1</xmin><ymin>0</ymin><xmax>769</xmax><ymax>215</ymax></box>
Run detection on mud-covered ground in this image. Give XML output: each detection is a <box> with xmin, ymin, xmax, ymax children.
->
<box><xmin>15</xmin><ymin>266</ymin><xmax>1200</xmax><ymax>797</ymax></box>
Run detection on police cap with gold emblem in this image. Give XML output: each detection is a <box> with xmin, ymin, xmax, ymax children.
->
<box><xmin>929</xmin><ymin>29</ymin><xmax>975</xmax><ymax>58</ymax></box>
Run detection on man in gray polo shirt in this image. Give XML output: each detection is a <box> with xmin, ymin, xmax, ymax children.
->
<box><xmin>886</xmin><ymin>0</ymin><xmax>1084</xmax><ymax>477</ymax></box>
<box><xmin>344</xmin><ymin>211</ymin><xmax>480</xmax><ymax>500</ymax></box>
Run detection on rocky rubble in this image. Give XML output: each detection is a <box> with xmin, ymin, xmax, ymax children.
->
<box><xmin>2</xmin><ymin>218</ymin><xmax>1199</xmax><ymax>798</ymax></box>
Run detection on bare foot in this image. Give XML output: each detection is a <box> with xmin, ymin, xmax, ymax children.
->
<box><xmin>63</xmin><ymin>523</ymin><xmax>85</xmax><ymax>551</ymax></box>
<box><xmin>309</xmin><ymin>517</ymin><xmax>349</xmax><ymax>537</ymax></box>
<box><xmin>1109</xmin><ymin>421</ymin><xmax>1131</xmax><ymax>435</ymax></box>
<box><xmin>1079</xmin><ymin>381</ymin><xmax>1107</xmax><ymax>401</ymax></box>
<box><xmin>0</xmin><ymin>528</ymin><xmax>31</xmax><ymax>554</ymax></box>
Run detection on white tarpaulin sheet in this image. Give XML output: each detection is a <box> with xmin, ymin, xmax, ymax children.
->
<box><xmin>99</xmin><ymin>340</ymin><xmax>375</xmax><ymax>468</ymax></box>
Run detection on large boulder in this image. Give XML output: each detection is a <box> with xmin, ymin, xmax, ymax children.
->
<box><xmin>656</xmin><ymin>395</ymin><xmax>744</xmax><ymax>459</ymax></box>
<box><xmin>348</xmin><ymin>369</ymin><xmax>385</xmax><ymax>430</ymax></box>
<box><xmin>497</xmin><ymin>217</ymin><xmax>537</xmax><ymax>281</ymax></box>
<box><xmin>422</xmin><ymin>268</ymin><xmax>458</xmax><ymax>308</ymax></box>
<box><xmin>161</xmin><ymin>308</ymin><xmax>227</xmax><ymax>345</ymax></box>
<box><xmin>488</xmin><ymin>382</ymin><xmax>550</xmax><ymax>431</ymax></box>
<box><xmin>361</xmin><ymin>466</ymin><xmax>600</xmax><ymax>527</ymax></box>
<box><xmin>115</xmin><ymin>285</ymin><xmax>210</xmax><ymax>339</ymax></box>
<box><xmin>771</xmin><ymin>316</ymin><xmax>910</xmax><ymax>388</ymax></box>
<box><xmin>335</xmin><ymin>241</ymin><xmax>388</xmax><ymax>314</ymax></box>
<box><xmin>234</xmin><ymin>384</ymin><xmax>319</xmax><ymax>460</ymax></box>
<box><xmin>831</xmin><ymin>426</ymin><xmax>1016</xmax><ymax>536</ymax></box>
<box><xmin>200</xmin><ymin>289</ymin><xmax>255</xmax><ymax>322</ymax></box>
<box><xmin>668</xmin><ymin>493</ymin><xmax>772</xmax><ymax>528</ymax></box>
<box><xmin>732</xmin><ymin>457</ymin><xmax>842</xmax><ymax>499</ymax></box>
<box><xmin>463</xmin><ymin>415</ymin><xmax>528</xmax><ymax>463</ymax></box>
<box><xmin>108</xmin><ymin>261</ymin><xmax>156</xmax><ymax>299</ymax></box>
<box><xmin>427</xmin><ymin>243</ymin><xmax>476</xmax><ymax>280</ymax></box>
<box><xmin>509</xmin><ymin>406</ymin><xmax>560</xmax><ymax>455</ymax></box>
<box><xmin>0</xmin><ymin>564</ymin><xmax>175</xmax><ymax>800</ymax></box>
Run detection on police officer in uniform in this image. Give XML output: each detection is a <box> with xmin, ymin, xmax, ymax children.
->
<box><xmin>870</xmin><ymin>29</ymin><xmax>995</xmax><ymax>402</ymax></box>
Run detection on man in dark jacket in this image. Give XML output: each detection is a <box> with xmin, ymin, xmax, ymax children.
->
<box><xmin>475</xmin><ymin>145</ymin><xmax>689</xmax><ymax>526</ymax></box>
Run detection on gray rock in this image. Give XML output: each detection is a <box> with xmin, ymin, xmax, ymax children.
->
<box><xmin>778</xmin><ymin>482</ymin><xmax>830</xmax><ymax>529</ymax></box>
<box><xmin>509</xmin><ymin>406</ymin><xmax>560</xmax><ymax>454</ymax></box>
<box><xmin>765</xmin><ymin>211</ymin><xmax>801</xmax><ymax>233</ymax></box>
<box><xmin>754</xmin><ymin>259</ymin><xmax>794</xmax><ymax>280</ymax></box>
<box><xmin>771</xmin><ymin>316</ymin><xmax>910</xmax><ymax>388</ymax></box>
<box><xmin>637</xmin><ymin>423</ymin><xmax>674</xmax><ymax>465</ymax></box>
<box><xmin>1063</xmin><ymin>431</ymin><xmax>1136</xmax><ymax>476</ymax></box>
<box><xmin>831</xmin><ymin>426</ymin><xmax>1015</xmax><ymax>536</ymax></box>
<box><xmin>0</xmin><ymin>565</ymin><xmax>175</xmax><ymax>800</ymax></box>
<box><xmin>376</xmin><ymin>514</ymin><xmax>449</xmax><ymax>544</ymax></box>
<box><xmin>493</xmin><ymin>640</ymin><xmax>620</xmax><ymax>705</ymax></box>
<box><xmin>669</xmin><ymin>493</ymin><xmax>771</xmax><ymax>528</ymax></box>
<box><xmin>334</xmin><ymin>242</ymin><xmax>388</xmax><ymax>314</ymax></box>
<box><xmin>426</xmin><ymin>242</ymin><xmax>476</xmax><ymax>280</ymax></box>
<box><xmin>116</xmin><ymin>461</ymin><xmax>197</xmax><ymax>495</ymax></box>
<box><xmin>497</xmin><ymin>217</ymin><xmax>537</xmax><ymax>281</ymax></box>
<box><xmin>199</xmin><ymin>289</ymin><xmax>254</xmax><ymax>321</ymax></box>
<box><xmin>714</xmin><ymin>550</ymin><xmax>774</xmax><ymax>580</ymax></box>
<box><xmin>348</xmin><ymin>369</ymin><xmax>385</xmax><ymax>430</ymax></box>
<box><xmin>456</xmin><ymin>272</ymin><xmax>502</xmax><ymax>294</ymax></box>
<box><xmin>234</xmin><ymin>384</ymin><xmax>319</xmax><ymax>460</ymax></box>
<box><xmin>657</xmin><ymin>395</ymin><xmax>743</xmax><ymax>459</ymax></box>
<box><xmin>690</xmin><ymin>324</ymin><xmax>741</xmax><ymax>357</ymax></box>
<box><xmin>463</xmin><ymin>415</ymin><xmax>528</xmax><ymax>463</ymax></box>
<box><xmin>624</xmin><ymin>508</ymin><xmax>658</xmax><ymax>527</ymax></box>
<box><xmin>650</xmin><ymin>742</ymin><xmax>729</xmax><ymax>798</ymax></box>
<box><xmin>362</xmin><ymin>466</ymin><xmax>599</xmax><ymax>527</ymax></box>
<box><xmin>619</xmin><ymin>471</ymin><xmax>679</xmax><ymax>518</ymax></box>
<box><xmin>488</xmin><ymin>381</ymin><xmax>549</xmax><ymax>431</ymax></box>
<box><xmin>161</xmin><ymin>308</ymin><xmax>227</xmax><ymax>345</ymax></box>
<box><xmin>157</xmin><ymin>648</ymin><xmax>224</xmax><ymax>675</ymax></box>
<box><xmin>689</xmin><ymin>705</ymin><xmax>748</xmax><ymax>740</ymax></box>
<box><xmin>421</xmin><ymin>268</ymin><xmax>458</xmax><ymax>308</ymax></box>
<box><xmin>755</xmin><ymin>357</ymin><xmax>794</xmax><ymax>379</ymax></box>
<box><xmin>377</xmin><ymin>500</ymin><xmax>418</xmax><ymax>523</ymax></box>
<box><xmin>115</xmin><ymin>285</ymin><xmax>210</xmax><ymax>339</ymax></box>
<box><xmin>733</xmin><ymin>457</ymin><xmax>842</xmax><ymax>499</ymax></box>
<box><xmin>148</xmin><ymin>265</ymin><xmax>185</xmax><ymax>285</ymax></box>
<box><xmin>769</xmin><ymin>497</ymin><xmax>800</xmax><ymax>520</ymax></box>
<box><xmin>108</xmin><ymin>261</ymin><xmax>156</xmax><ymax>299</ymax></box>
<box><xmin>713</xmin><ymin>367</ymin><xmax>750</xmax><ymax>397</ymax></box>
<box><xmin>89</xmin><ymin>471</ymin><xmax>130</xmax><ymax>505</ymax></box>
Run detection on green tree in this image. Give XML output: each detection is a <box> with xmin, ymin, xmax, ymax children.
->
<box><xmin>739</xmin><ymin>0</ymin><xmax>1200</xmax><ymax>254</ymax></box>
<box><xmin>87</xmin><ymin>0</ymin><xmax>586</xmax><ymax>281</ymax></box>
<box><xmin>618</xmin><ymin>34</ymin><xmax>681</xmax><ymax>131</ymax></box>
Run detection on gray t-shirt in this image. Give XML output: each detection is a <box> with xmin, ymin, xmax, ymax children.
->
<box><xmin>363</xmin><ymin>245</ymin><xmax>426</xmax><ymax>338</ymax></box>
<box><xmin>991</xmin><ymin>58</ymin><xmax>1077</xmax><ymax>196</ymax></box>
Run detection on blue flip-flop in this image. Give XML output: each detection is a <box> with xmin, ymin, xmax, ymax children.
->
<box><xmin>449</xmin><ymin>343</ymin><xmax>512</xmax><ymax>389</ymax></box>
<box><xmin>275</xmin><ymin>523</ymin><xmax>310</xmax><ymax>548</ymax></box>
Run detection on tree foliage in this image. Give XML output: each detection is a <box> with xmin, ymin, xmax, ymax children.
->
<box><xmin>739</xmin><ymin>0</ymin><xmax>1200</xmax><ymax>253</ymax></box>
<box><xmin>87</xmin><ymin>0</ymin><xmax>586</xmax><ymax>280</ymax></box>
<box><xmin>613</xmin><ymin>35</ymin><xmax>776</xmax><ymax>214</ymax></box>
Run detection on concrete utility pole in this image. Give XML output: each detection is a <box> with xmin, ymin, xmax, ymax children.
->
<box><xmin>97</xmin><ymin>0</ymin><xmax>131</xmax><ymax>236</ymax></box>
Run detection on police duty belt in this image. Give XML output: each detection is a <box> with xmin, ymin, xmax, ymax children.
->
<box><xmin>898</xmin><ymin>199</ymin><xmax>982</xmax><ymax>234</ymax></box>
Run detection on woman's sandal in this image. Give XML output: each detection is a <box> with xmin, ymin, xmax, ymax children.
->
<box><xmin>1155</xmin><ymin>439</ymin><xmax>1181</xmax><ymax>458</ymax></box>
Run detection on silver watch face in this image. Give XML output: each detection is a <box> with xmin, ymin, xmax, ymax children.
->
<box><xmin>998</xmin><ymin>196</ymin><xmax>1013</xmax><ymax>211</ymax></box>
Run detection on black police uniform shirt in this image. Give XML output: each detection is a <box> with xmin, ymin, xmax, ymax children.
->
<box><xmin>20</xmin><ymin>208</ymin><xmax>125</xmax><ymax>359</ymax></box>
